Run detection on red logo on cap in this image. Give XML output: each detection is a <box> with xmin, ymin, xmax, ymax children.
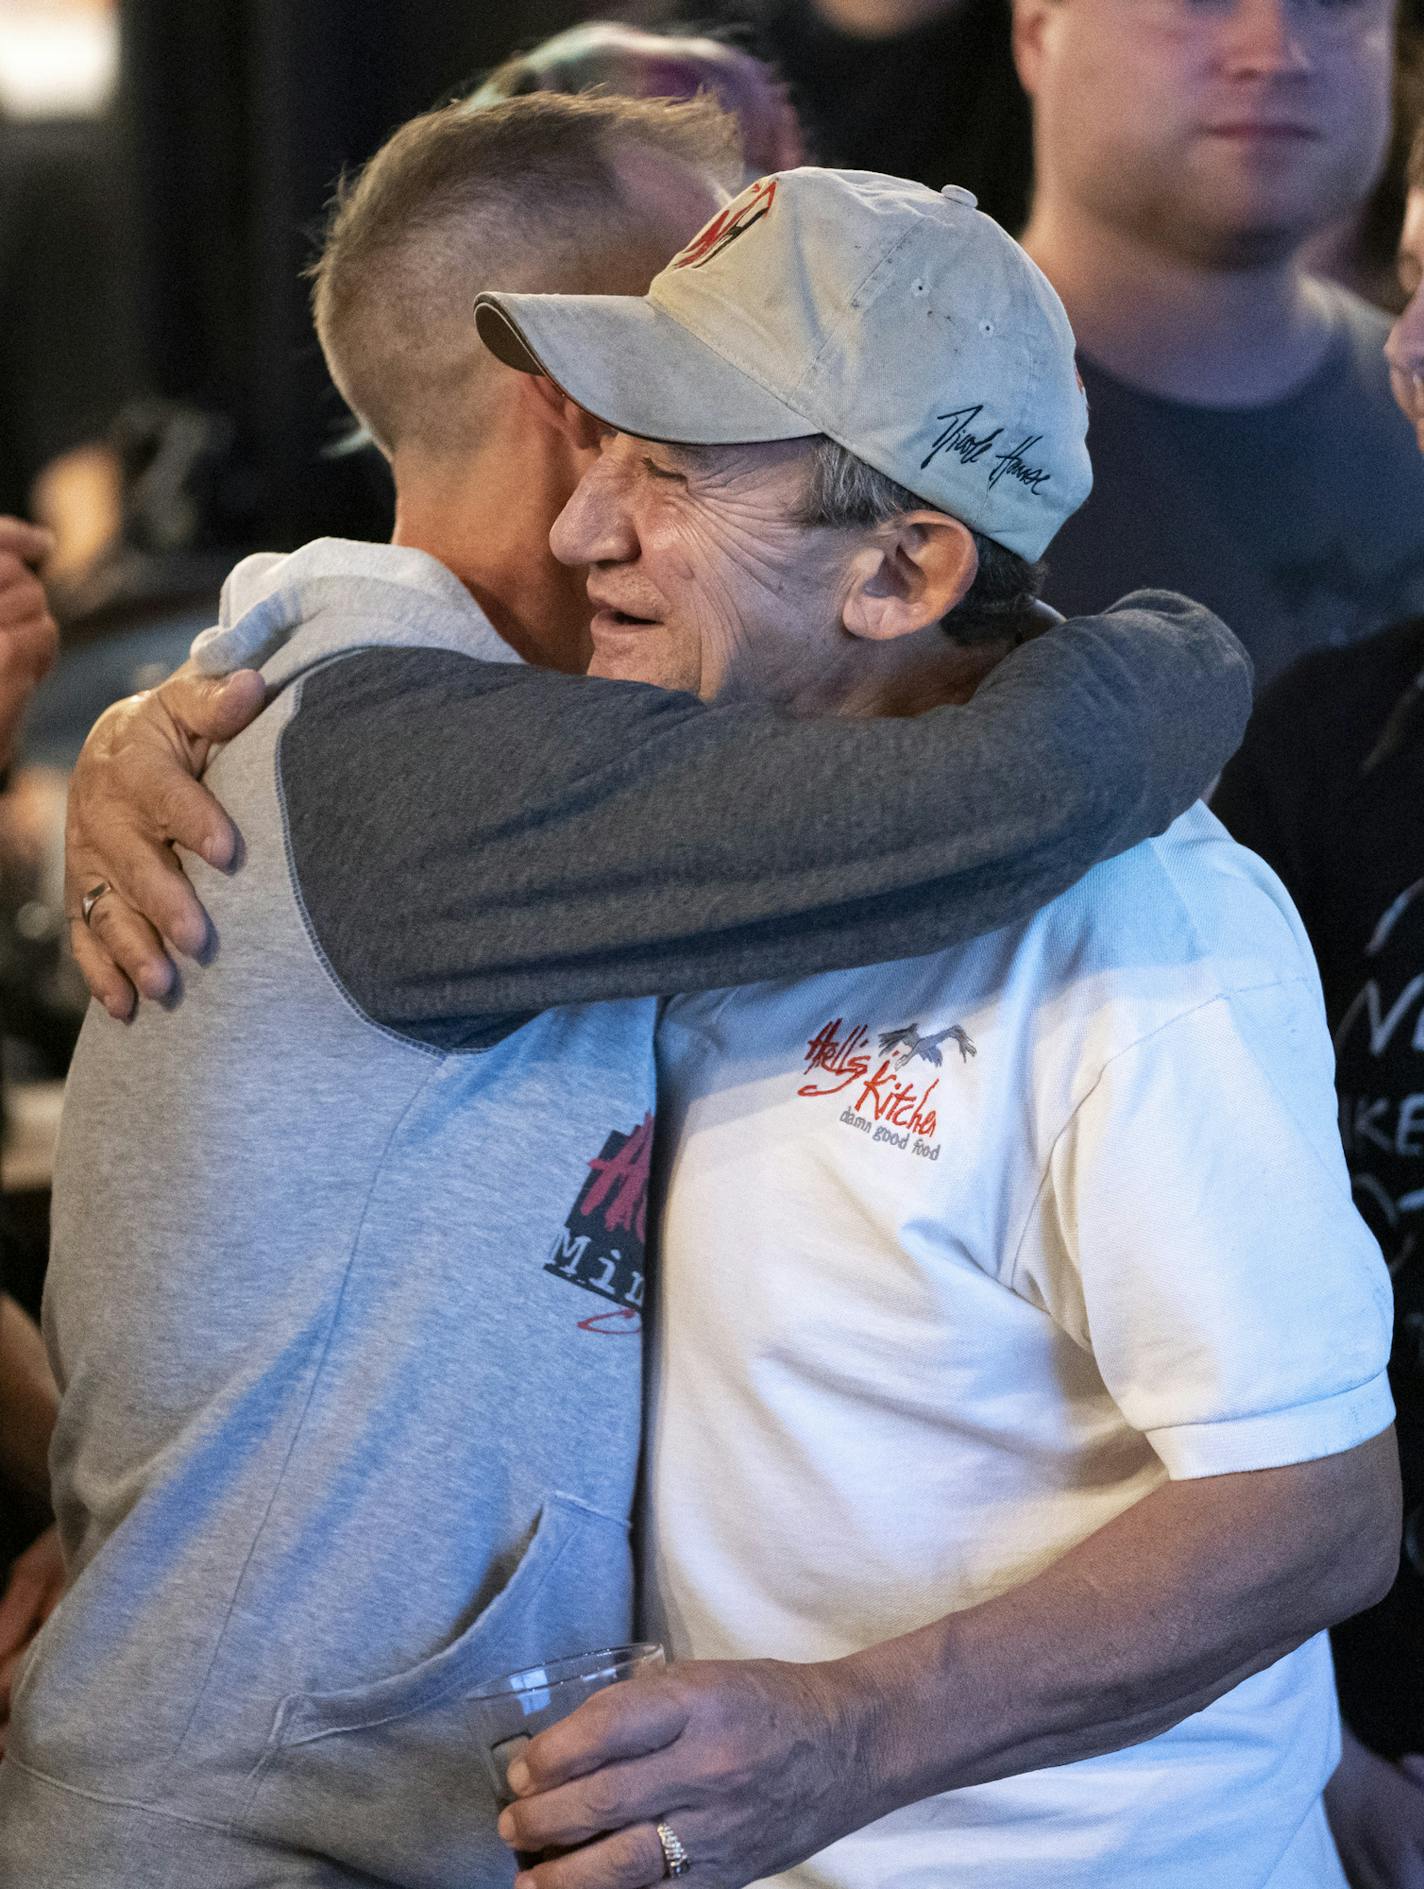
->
<box><xmin>672</xmin><ymin>177</ymin><xmax>777</xmax><ymax>271</ymax></box>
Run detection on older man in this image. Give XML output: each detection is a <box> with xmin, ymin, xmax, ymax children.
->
<box><xmin>0</xmin><ymin>513</ymin><xmax>61</xmax><ymax>1749</ymax></box>
<box><xmin>1</xmin><ymin>97</ymin><xmax>1247</xmax><ymax>1889</ymax></box>
<box><xmin>474</xmin><ymin>172</ymin><xmax>1400</xmax><ymax>1889</ymax></box>
<box><xmin>1014</xmin><ymin>0</ymin><xmax>1424</xmax><ymax>685</ymax></box>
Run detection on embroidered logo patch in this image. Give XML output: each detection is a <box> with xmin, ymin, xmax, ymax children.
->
<box><xmin>546</xmin><ymin>1114</ymin><xmax>652</xmax><ymax>1331</ymax></box>
<box><xmin>878</xmin><ymin>1023</ymin><xmax>976</xmax><ymax>1069</ymax></box>
<box><xmin>671</xmin><ymin>177</ymin><xmax>777</xmax><ymax>270</ymax></box>
<box><xmin>798</xmin><ymin>1019</ymin><xmax>975</xmax><ymax>1159</ymax></box>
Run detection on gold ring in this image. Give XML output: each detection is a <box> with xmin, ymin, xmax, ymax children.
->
<box><xmin>655</xmin><ymin>1820</ymin><xmax>691</xmax><ymax>1879</ymax></box>
<box><xmin>80</xmin><ymin>881</ymin><xmax>113</xmax><ymax>926</ymax></box>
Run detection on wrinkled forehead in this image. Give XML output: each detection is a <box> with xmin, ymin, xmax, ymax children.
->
<box><xmin>611</xmin><ymin>430</ymin><xmax>818</xmax><ymax>491</ymax></box>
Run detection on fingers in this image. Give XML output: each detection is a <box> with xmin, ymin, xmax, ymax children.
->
<box><xmin>68</xmin><ymin>912</ymin><xmax>138</xmax><ymax>1021</ymax></box>
<box><xmin>516</xmin><ymin>1821</ymin><xmax>668</xmax><ymax>1889</ymax></box>
<box><xmin>0</xmin><ymin>517</ymin><xmax>56</xmax><ymax>567</ymax></box>
<box><xmin>113</xmin><ymin>763</ymin><xmax>239</xmax><ymax>901</ymax></box>
<box><xmin>0</xmin><ymin>1648</ymin><xmax>20</xmax><ymax>1752</ymax></box>
<box><xmin>502</xmin><ymin>1749</ymin><xmax>689</xmax><ymax>1856</ymax></box>
<box><xmin>69</xmin><ymin>892</ymin><xmax>178</xmax><ymax>1009</ymax></box>
<box><xmin>511</xmin><ymin>1680</ymin><xmax>688</xmax><ymax>1796</ymax></box>
<box><xmin>0</xmin><ymin>1550</ymin><xmax>49</xmax><ymax>1660</ymax></box>
<box><xmin>64</xmin><ymin>679</ymin><xmax>243</xmax><ymax>1005</ymax></box>
<box><xmin>160</xmin><ymin>666</ymin><xmax>266</xmax><ymax>750</ymax></box>
<box><xmin>0</xmin><ymin>552</ymin><xmax>59</xmax><ymax>765</ymax></box>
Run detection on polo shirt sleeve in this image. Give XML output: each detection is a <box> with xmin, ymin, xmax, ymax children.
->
<box><xmin>1017</xmin><ymin>975</ymin><xmax>1395</xmax><ymax>1477</ymax></box>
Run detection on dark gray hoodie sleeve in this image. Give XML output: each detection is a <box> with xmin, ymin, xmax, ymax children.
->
<box><xmin>281</xmin><ymin>591</ymin><xmax>1251</xmax><ymax>1047</ymax></box>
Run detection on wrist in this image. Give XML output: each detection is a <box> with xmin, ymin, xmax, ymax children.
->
<box><xmin>820</xmin><ymin>1624</ymin><xmax>974</xmax><ymax>1818</ymax></box>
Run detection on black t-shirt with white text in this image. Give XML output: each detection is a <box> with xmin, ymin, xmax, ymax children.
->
<box><xmin>1214</xmin><ymin>619</ymin><xmax>1424</xmax><ymax>1758</ymax></box>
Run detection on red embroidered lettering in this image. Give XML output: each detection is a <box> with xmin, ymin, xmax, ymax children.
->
<box><xmin>578</xmin><ymin>1113</ymin><xmax>653</xmax><ymax>1243</ymax></box>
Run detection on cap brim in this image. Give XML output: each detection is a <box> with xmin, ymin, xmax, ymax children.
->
<box><xmin>474</xmin><ymin>290</ymin><xmax>814</xmax><ymax>446</ymax></box>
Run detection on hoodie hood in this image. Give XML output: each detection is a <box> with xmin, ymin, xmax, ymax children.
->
<box><xmin>190</xmin><ymin>538</ymin><xmax>521</xmax><ymax>690</ymax></box>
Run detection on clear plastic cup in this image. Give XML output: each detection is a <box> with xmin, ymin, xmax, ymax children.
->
<box><xmin>471</xmin><ymin>1640</ymin><xmax>666</xmax><ymax>1820</ymax></box>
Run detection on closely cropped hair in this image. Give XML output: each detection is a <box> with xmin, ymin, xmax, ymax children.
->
<box><xmin>797</xmin><ymin>436</ymin><xmax>1045</xmax><ymax>642</ymax></box>
<box><xmin>310</xmin><ymin>91</ymin><xmax>741</xmax><ymax>456</ymax></box>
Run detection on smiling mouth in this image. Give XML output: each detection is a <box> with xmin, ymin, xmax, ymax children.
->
<box><xmin>1204</xmin><ymin>123</ymin><xmax>1318</xmax><ymax>140</ymax></box>
<box><xmin>589</xmin><ymin>604</ymin><xmax>659</xmax><ymax>630</ymax></box>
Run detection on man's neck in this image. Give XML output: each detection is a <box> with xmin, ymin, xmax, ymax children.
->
<box><xmin>771</xmin><ymin>626</ymin><xmax>1009</xmax><ymax>720</ymax></box>
<box><xmin>391</xmin><ymin>449</ymin><xmax>590</xmax><ymax>675</ymax></box>
<box><xmin>1022</xmin><ymin>199</ymin><xmax>1336</xmax><ymax>407</ymax></box>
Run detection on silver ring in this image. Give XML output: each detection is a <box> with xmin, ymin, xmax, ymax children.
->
<box><xmin>80</xmin><ymin>880</ymin><xmax>113</xmax><ymax>926</ymax></box>
<box><xmin>655</xmin><ymin>1819</ymin><xmax>692</xmax><ymax>1879</ymax></box>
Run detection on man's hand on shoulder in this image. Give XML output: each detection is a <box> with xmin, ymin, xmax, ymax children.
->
<box><xmin>0</xmin><ymin>518</ymin><xmax>58</xmax><ymax>771</ymax></box>
<box><xmin>65</xmin><ymin>661</ymin><xmax>265</xmax><ymax>1018</ymax></box>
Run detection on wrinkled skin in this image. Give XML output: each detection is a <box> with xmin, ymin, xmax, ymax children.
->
<box><xmin>64</xmin><ymin>664</ymin><xmax>265</xmax><ymax>1017</ymax></box>
<box><xmin>494</xmin><ymin>1656</ymin><xmax>893</xmax><ymax>1889</ymax></box>
<box><xmin>550</xmin><ymin>433</ymin><xmax>865</xmax><ymax>699</ymax></box>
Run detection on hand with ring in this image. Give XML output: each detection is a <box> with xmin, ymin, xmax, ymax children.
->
<box><xmin>495</xmin><ymin>1654</ymin><xmax>900</xmax><ymax>1888</ymax></box>
<box><xmin>64</xmin><ymin>661</ymin><xmax>267</xmax><ymax>1018</ymax></box>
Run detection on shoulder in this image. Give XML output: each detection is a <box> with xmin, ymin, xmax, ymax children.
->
<box><xmin>284</xmin><ymin>649</ymin><xmax>705</xmax><ymax>786</ymax></box>
<box><xmin>1022</xmin><ymin>804</ymin><xmax>1319</xmax><ymax>1040</ymax></box>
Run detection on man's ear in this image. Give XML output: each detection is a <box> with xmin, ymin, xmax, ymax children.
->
<box><xmin>1011</xmin><ymin>0</ymin><xmax>1054</xmax><ymax>96</ymax></box>
<box><xmin>841</xmin><ymin>513</ymin><xmax>978</xmax><ymax>643</ymax></box>
<box><xmin>516</xmin><ymin>373</ymin><xmax>603</xmax><ymax>451</ymax></box>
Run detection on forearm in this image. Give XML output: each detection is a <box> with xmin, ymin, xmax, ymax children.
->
<box><xmin>0</xmin><ymin>1295</ymin><xmax>59</xmax><ymax>1505</ymax></box>
<box><xmin>300</xmin><ymin>594</ymin><xmax>1251</xmax><ymax>1034</ymax></box>
<box><xmin>839</xmin><ymin>1439</ymin><xmax>1399</xmax><ymax>1812</ymax></box>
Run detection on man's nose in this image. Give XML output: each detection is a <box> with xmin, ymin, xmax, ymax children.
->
<box><xmin>1218</xmin><ymin>0</ymin><xmax>1313</xmax><ymax>78</ymax></box>
<box><xmin>550</xmin><ymin>452</ymin><xmax>639</xmax><ymax>569</ymax></box>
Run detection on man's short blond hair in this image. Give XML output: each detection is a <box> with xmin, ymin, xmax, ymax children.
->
<box><xmin>310</xmin><ymin>91</ymin><xmax>741</xmax><ymax>459</ymax></box>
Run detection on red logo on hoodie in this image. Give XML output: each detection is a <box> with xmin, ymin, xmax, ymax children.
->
<box><xmin>545</xmin><ymin>1115</ymin><xmax>653</xmax><ymax>1330</ymax></box>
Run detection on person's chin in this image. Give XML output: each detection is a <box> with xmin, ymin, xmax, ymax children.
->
<box><xmin>587</xmin><ymin>615</ymin><xmax>689</xmax><ymax>690</ymax></box>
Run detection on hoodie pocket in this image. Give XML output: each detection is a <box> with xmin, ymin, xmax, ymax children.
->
<box><xmin>245</xmin><ymin>1494</ymin><xmax>633</xmax><ymax>1889</ymax></box>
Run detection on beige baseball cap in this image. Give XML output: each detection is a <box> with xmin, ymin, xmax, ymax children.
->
<box><xmin>474</xmin><ymin>166</ymin><xmax>1091</xmax><ymax>561</ymax></box>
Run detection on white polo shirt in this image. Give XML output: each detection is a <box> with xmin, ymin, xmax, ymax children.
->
<box><xmin>645</xmin><ymin>805</ymin><xmax>1394</xmax><ymax>1889</ymax></box>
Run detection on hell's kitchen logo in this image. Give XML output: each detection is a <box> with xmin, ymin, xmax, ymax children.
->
<box><xmin>799</xmin><ymin>1019</ymin><xmax>976</xmax><ymax>1160</ymax></box>
<box><xmin>546</xmin><ymin>1114</ymin><xmax>652</xmax><ymax>1333</ymax></box>
<box><xmin>879</xmin><ymin>1023</ymin><xmax>976</xmax><ymax>1069</ymax></box>
<box><xmin>671</xmin><ymin>177</ymin><xmax>777</xmax><ymax>270</ymax></box>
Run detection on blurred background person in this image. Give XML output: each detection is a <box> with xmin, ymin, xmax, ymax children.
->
<box><xmin>471</xmin><ymin>17</ymin><xmax>806</xmax><ymax>174</ymax></box>
<box><xmin>1015</xmin><ymin>0</ymin><xmax>1424</xmax><ymax>687</ymax></box>
<box><xmin>1212</xmin><ymin>119</ymin><xmax>1424</xmax><ymax>1889</ymax></box>
<box><xmin>658</xmin><ymin>0</ymin><xmax>1034</xmax><ymax>228</ymax></box>
<box><xmin>1307</xmin><ymin>20</ymin><xmax>1424</xmax><ymax>311</ymax></box>
<box><xmin>0</xmin><ymin>0</ymin><xmax>128</xmax><ymax>588</ymax></box>
<box><xmin>0</xmin><ymin>516</ymin><xmax>61</xmax><ymax>1761</ymax></box>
